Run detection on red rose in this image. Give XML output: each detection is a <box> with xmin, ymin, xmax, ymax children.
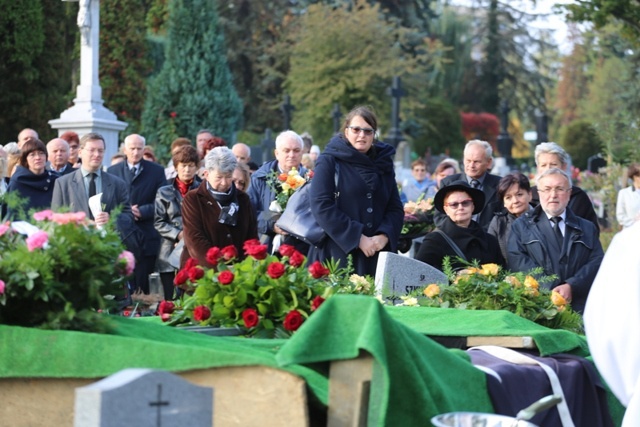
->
<box><xmin>267</xmin><ymin>262</ymin><xmax>286</xmax><ymax>279</ymax></box>
<box><xmin>245</xmin><ymin>242</ymin><xmax>268</xmax><ymax>260</ymax></box>
<box><xmin>278</xmin><ymin>173</ymin><xmax>288</xmax><ymax>181</ymax></box>
<box><xmin>308</xmin><ymin>261</ymin><xmax>330</xmax><ymax>278</ymax></box>
<box><xmin>243</xmin><ymin>239</ymin><xmax>261</xmax><ymax>250</ymax></box>
<box><xmin>242</xmin><ymin>308</ymin><xmax>259</xmax><ymax>328</ymax></box>
<box><xmin>158</xmin><ymin>300</ymin><xmax>175</xmax><ymax>315</ymax></box>
<box><xmin>279</xmin><ymin>244</ymin><xmax>296</xmax><ymax>257</ymax></box>
<box><xmin>220</xmin><ymin>245</ymin><xmax>238</xmax><ymax>261</ymax></box>
<box><xmin>185</xmin><ymin>258</ymin><xmax>198</xmax><ymax>270</ymax></box>
<box><xmin>283</xmin><ymin>310</ymin><xmax>304</xmax><ymax>331</ymax></box>
<box><xmin>311</xmin><ymin>296</ymin><xmax>325</xmax><ymax>311</ymax></box>
<box><xmin>161</xmin><ymin>313</ymin><xmax>171</xmax><ymax>322</ymax></box>
<box><xmin>206</xmin><ymin>247</ymin><xmax>221</xmax><ymax>265</ymax></box>
<box><xmin>188</xmin><ymin>267</ymin><xmax>204</xmax><ymax>281</ymax></box>
<box><xmin>193</xmin><ymin>305</ymin><xmax>211</xmax><ymax>321</ymax></box>
<box><xmin>289</xmin><ymin>251</ymin><xmax>305</xmax><ymax>267</ymax></box>
<box><xmin>170</xmin><ymin>111</ymin><xmax>177</xmax><ymax>118</ymax></box>
<box><xmin>174</xmin><ymin>269</ymin><xmax>189</xmax><ymax>286</ymax></box>
<box><xmin>218</xmin><ymin>270</ymin><xmax>234</xmax><ymax>285</ymax></box>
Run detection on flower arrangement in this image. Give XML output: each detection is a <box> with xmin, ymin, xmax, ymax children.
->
<box><xmin>166</xmin><ymin>240</ymin><xmax>374</xmax><ymax>337</ymax></box>
<box><xmin>0</xmin><ymin>210</ymin><xmax>134</xmax><ymax>332</ymax></box>
<box><xmin>266</xmin><ymin>167</ymin><xmax>313</xmax><ymax>213</ymax></box>
<box><xmin>398</xmin><ymin>258</ymin><xmax>583</xmax><ymax>333</ymax></box>
<box><xmin>401</xmin><ymin>196</ymin><xmax>435</xmax><ymax>238</ymax></box>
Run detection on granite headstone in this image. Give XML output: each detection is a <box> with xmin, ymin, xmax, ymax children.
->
<box><xmin>375</xmin><ymin>251</ymin><xmax>448</xmax><ymax>300</ymax></box>
<box><xmin>74</xmin><ymin>369</ymin><xmax>213</xmax><ymax>427</ymax></box>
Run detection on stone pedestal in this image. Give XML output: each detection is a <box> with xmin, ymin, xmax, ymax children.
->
<box><xmin>49</xmin><ymin>0</ymin><xmax>127</xmax><ymax>166</ymax></box>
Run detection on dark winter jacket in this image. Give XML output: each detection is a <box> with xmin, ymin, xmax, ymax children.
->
<box><xmin>507</xmin><ymin>205</ymin><xmax>603</xmax><ymax>313</ymax></box>
<box><xmin>7</xmin><ymin>166</ymin><xmax>59</xmax><ymax>214</ymax></box>
<box><xmin>531</xmin><ymin>185</ymin><xmax>599</xmax><ymax>234</ymax></box>
<box><xmin>307</xmin><ymin>135</ymin><xmax>404</xmax><ymax>276</ymax></box>
<box><xmin>487</xmin><ymin>206</ymin><xmax>534</xmax><ymax>266</ymax></box>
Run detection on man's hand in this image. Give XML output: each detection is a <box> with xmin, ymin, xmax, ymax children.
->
<box><xmin>554</xmin><ymin>283</ymin><xmax>573</xmax><ymax>303</ymax></box>
<box><xmin>94</xmin><ymin>212</ymin><xmax>109</xmax><ymax>227</ymax></box>
<box><xmin>132</xmin><ymin>204</ymin><xmax>141</xmax><ymax>220</ymax></box>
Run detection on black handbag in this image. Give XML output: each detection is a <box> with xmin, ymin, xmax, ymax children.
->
<box><xmin>275</xmin><ymin>164</ymin><xmax>339</xmax><ymax>246</ymax></box>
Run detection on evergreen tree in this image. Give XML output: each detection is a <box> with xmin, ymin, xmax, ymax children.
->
<box><xmin>141</xmin><ymin>0</ymin><xmax>242</xmax><ymax>154</ymax></box>
<box><xmin>101</xmin><ymin>0</ymin><xmax>152</xmax><ymax>131</ymax></box>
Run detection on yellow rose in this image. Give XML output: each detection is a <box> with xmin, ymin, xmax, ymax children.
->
<box><xmin>524</xmin><ymin>275</ymin><xmax>539</xmax><ymax>290</ymax></box>
<box><xmin>504</xmin><ymin>275</ymin><xmax>522</xmax><ymax>287</ymax></box>
<box><xmin>423</xmin><ymin>284</ymin><xmax>440</xmax><ymax>298</ymax></box>
<box><xmin>480</xmin><ymin>263</ymin><xmax>499</xmax><ymax>276</ymax></box>
<box><xmin>551</xmin><ymin>291</ymin><xmax>567</xmax><ymax>306</ymax></box>
<box><xmin>525</xmin><ymin>288</ymin><xmax>539</xmax><ymax>297</ymax></box>
<box><xmin>400</xmin><ymin>296</ymin><xmax>419</xmax><ymax>306</ymax></box>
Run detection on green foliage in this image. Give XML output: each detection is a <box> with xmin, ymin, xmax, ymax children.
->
<box><xmin>101</xmin><ymin>0</ymin><xmax>152</xmax><ymax>131</ymax></box>
<box><xmin>559</xmin><ymin>119</ymin><xmax>603</xmax><ymax>170</ymax></box>
<box><xmin>0</xmin><ymin>212</ymin><xmax>132</xmax><ymax>332</ymax></box>
<box><xmin>283</xmin><ymin>1</ymin><xmax>430</xmax><ymax>145</ymax></box>
<box><xmin>0</xmin><ymin>0</ymin><xmax>75</xmax><ymax>143</ymax></box>
<box><xmin>579</xmin><ymin>163</ymin><xmax>626</xmax><ymax>231</ymax></box>
<box><xmin>141</xmin><ymin>0</ymin><xmax>243</xmax><ymax>150</ymax></box>
<box><xmin>564</xmin><ymin>0</ymin><xmax>640</xmax><ymax>43</ymax></box>
<box><xmin>403</xmin><ymin>97</ymin><xmax>465</xmax><ymax>158</ymax></box>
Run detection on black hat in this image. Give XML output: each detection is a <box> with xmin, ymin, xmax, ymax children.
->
<box><xmin>434</xmin><ymin>180</ymin><xmax>485</xmax><ymax>214</ymax></box>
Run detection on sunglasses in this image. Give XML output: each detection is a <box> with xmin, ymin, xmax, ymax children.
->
<box><xmin>445</xmin><ymin>199</ymin><xmax>473</xmax><ymax>209</ymax></box>
<box><xmin>347</xmin><ymin>126</ymin><xmax>375</xmax><ymax>136</ymax></box>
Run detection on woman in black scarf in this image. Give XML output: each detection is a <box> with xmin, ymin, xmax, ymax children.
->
<box><xmin>415</xmin><ymin>181</ymin><xmax>504</xmax><ymax>271</ymax></box>
<box><xmin>308</xmin><ymin>106</ymin><xmax>404</xmax><ymax>276</ymax></box>
<box><xmin>180</xmin><ymin>147</ymin><xmax>258</xmax><ymax>269</ymax></box>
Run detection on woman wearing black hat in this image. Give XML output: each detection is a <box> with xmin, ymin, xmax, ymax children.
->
<box><xmin>414</xmin><ymin>180</ymin><xmax>504</xmax><ymax>271</ymax></box>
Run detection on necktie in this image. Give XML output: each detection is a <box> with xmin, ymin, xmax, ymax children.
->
<box><xmin>89</xmin><ymin>173</ymin><xmax>96</xmax><ymax>198</ymax></box>
<box><xmin>471</xmin><ymin>179</ymin><xmax>480</xmax><ymax>189</ymax></box>
<box><xmin>551</xmin><ymin>216</ymin><xmax>564</xmax><ymax>249</ymax></box>
<box><xmin>130</xmin><ymin>166</ymin><xmax>137</xmax><ymax>177</ymax></box>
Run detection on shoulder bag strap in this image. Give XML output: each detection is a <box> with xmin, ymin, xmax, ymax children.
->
<box><xmin>433</xmin><ymin>229</ymin><xmax>468</xmax><ymax>262</ymax></box>
<box><xmin>334</xmin><ymin>162</ymin><xmax>340</xmax><ymax>199</ymax></box>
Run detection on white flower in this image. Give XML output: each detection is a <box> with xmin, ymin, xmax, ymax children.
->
<box><xmin>349</xmin><ymin>274</ymin><xmax>371</xmax><ymax>292</ymax></box>
<box><xmin>269</xmin><ymin>200</ymin><xmax>283</xmax><ymax>213</ymax></box>
<box><xmin>400</xmin><ymin>296</ymin><xmax>419</xmax><ymax>306</ymax></box>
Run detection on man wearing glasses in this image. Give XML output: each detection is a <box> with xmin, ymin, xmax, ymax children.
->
<box><xmin>507</xmin><ymin>168</ymin><xmax>603</xmax><ymax>313</ymax></box>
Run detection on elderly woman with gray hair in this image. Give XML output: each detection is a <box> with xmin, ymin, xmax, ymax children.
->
<box><xmin>180</xmin><ymin>146</ymin><xmax>258</xmax><ymax>269</ymax></box>
<box><xmin>531</xmin><ymin>142</ymin><xmax>599</xmax><ymax>232</ymax></box>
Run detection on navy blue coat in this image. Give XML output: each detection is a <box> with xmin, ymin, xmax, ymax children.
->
<box><xmin>507</xmin><ymin>205</ymin><xmax>603</xmax><ymax>313</ymax></box>
<box><xmin>7</xmin><ymin>166</ymin><xmax>59</xmax><ymax>214</ymax></box>
<box><xmin>108</xmin><ymin>159</ymin><xmax>167</xmax><ymax>257</ymax></box>
<box><xmin>307</xmin><ymin>136</ymin><xmax>404</xmax><ymax>277</ymax></box>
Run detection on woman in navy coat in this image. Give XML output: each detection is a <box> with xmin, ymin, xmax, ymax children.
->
<box><xmin>308</xmin><ymin>106</ymin><xmax>404</xmax><ymax>277</ymax></box>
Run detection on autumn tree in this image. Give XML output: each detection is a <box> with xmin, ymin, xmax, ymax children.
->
<box><xmin>141</xmin><ymin>0</ymin><xmax>242</xmax><ymax>155</ymax></box>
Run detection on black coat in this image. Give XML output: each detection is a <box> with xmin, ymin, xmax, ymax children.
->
<box><xmin>487</xmin><ymin>207</ymin><xmax>534</xmax><ymax>267</ymax></box>
<box><xmin>531</xmin><ymin>185</ymin><xmax>599</xmax><ymax>234</ymax></box>
<box><xmin>415</xmin><ymin>217</ymin><xmax>505</xmax><ymax>271</ymax></box>
<box><xmin>507</xmin><ymin>205</ymin><xmax>603</xmax><ymax>313</ymax></box>
<box><xmin>308</xmin><ymin>135</ymin><xmax>404</xmax><ymax>277</ymax></box>
<box><xmin>108</xmin><ymin>159</ymin><xmax>168</xmax><ymax>257</ymax></box>
<box><xmin>7</xmin><ymin>166</ymin><xmax>59</xmax><ymax>215</ymax></box>
<box><xmin>435</xmin><ymin>172</ymin><xmax>503</xmax><ymax>231</ymax></box>
<box><xmin>154</xmin><ymin>178</ymin><xmax>201</xmax><ymax>273</ymax></box>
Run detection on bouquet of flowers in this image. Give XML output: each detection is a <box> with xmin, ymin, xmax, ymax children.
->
<box><xmin>266</xmin><ymin>167</ymin><xmax>313</xmax><ymax>213</ymax></box>
<box><xmin>0</xmin><ymin>210</ymin><xmax>135</xmax><ymax>332</ymax></box>
<box><xmin>401</xmin><ymin>196</ymin><xmax>435</xmax><ymax>238</ymax></box>
<box><xmin>166</xmin><ymin>240</ymin><xmax>374</xmax><ymax>337</ymax></box>
<box><xmin>398</xmin><ymin>258</ymin><xmax>583</xmax><ymax>333</ymax></box>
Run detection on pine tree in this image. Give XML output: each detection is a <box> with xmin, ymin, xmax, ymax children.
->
<box><xmin>141</xmin><ymin>0</ymin><xmax>242</xmax><ymax>153</ymax></box>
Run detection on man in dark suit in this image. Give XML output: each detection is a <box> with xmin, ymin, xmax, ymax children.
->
<box><xmin>46</xmin><ymin>138</ymin><xmax>76</xmax><ymax>176</ymax></box>
<box><xmin>51</xmin><ymin>132</ymin><xmax>141</xmax><ymax>256</ymax></box>
<box><xmin>108</xmin><ymin>134</ymin><xmax>167</xmax><ymax>294</ymax></box>
<box><xmin>507</xmin><ymin>168</ymin><xmax>603</xmax><ymax>313</ymax></box>
<box><xmin>435</xmin><ymin>139</ymin><xmax>503</xmax><ymax>231</ymax></box>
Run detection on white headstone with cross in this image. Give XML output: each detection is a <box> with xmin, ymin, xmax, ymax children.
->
<box><xmin>50</xmin><ymin>0</ymin><xmax>127</xmax><ymax>166</ymax></box>
<box><xmin>74</xmin><ymin>369</ymin><xmax>213</xmax><ymax>427</ymax></box>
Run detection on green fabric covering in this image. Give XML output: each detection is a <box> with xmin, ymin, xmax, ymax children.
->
<box><xmin>277</xmin><ymin>295</ymin><xmax>495</xmax><ymax>426</ymax></box>
<box><xmin>384</xmin><ymin>306</ymin><xmax>589</xmax><ymax>356</ymax></box>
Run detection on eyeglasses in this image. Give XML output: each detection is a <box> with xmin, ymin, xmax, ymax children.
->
<box><xmin>538</xmin><ymin>187</ymin><xmax>569</xmax><ymax>195</ymax></box>
<box><xmin>347</xmin><ymin>126</ymin><xmax>375</xmax><ymax>136</ymax></box>
<box><xmin>445</xmin><ymin>199</ymin><xmax>473</xmax><ymax>209</ymax></box>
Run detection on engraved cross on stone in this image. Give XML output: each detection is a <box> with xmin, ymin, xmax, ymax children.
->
<box><xmin>385</xmin><ymin>76</ymin><xmax>405</xmax><ymax>148</ymax></box>
<box><xmin>332</xmin><ymin>103</ymin><xmax>342</xmax><ymax>134</ymax></box>
<box><xmin>149</xmin><ymin>384</ymin><xmax>170</xmax><ymax>427</ymax></box>
<box><xmin>281</xmin><ymin>94</ymin><xmax>295</xmax><ymax>130</ymax></box>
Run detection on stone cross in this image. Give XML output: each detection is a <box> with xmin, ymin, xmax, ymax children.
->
<box><xmin>74</xmin><ymin>369</ymin><xmax>213</xmax><ymax>427</ymax></box>
<box><xmin>384</xmin><ymin>76</ymin><xmax>405</xmax><ymax>148</ymax></box>
<box><xmin>535</xmin><ymin>108</ymin><xmax>549</xmax><ymax>144</ymax></box>
<box><xmin>332</xmin><ymin>103</ymin><xmax>342</xmax><ymax>134</ymax></box>
<box><xmin>496</xmin><ymin>100</ymin><xmax>513</xmax><ymax>161</ymax></box>
<box><xmin>281</xmin><ymin>95</ymin><xmax>295</xmax><ymax>131</ymax></box>
<box><xmin>261</xmin><ymin>127</ymin><xmax>275</xmax><ymax>163</ymax></box>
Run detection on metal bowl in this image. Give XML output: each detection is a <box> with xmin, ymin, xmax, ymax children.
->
<box><xmin>431</xmin><ymin>412</ymin><xmax>538</xmax><ymax>427</ymax></box>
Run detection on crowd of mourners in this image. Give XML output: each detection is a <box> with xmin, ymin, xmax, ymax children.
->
<box><xmin>2</xmin><ymin>106</ymin><xmax>637</xmax><ymax>314</ymax></box>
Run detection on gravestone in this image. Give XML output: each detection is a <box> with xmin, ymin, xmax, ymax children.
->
<box><xmin>587</xmin><ymin>155</ymin><xmax>606</xmax><ymax>174</ymax></box>
<box><xmin>375</xmin><ymin>252</ymin><xmax>448</xmax><ymax>299</ymax></box>
<box><xmin>74</xmin><ymin>369</ymin><xmax>213</xmax><ymax>427</ymax></box>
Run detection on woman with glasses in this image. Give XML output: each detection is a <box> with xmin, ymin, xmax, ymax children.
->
<box><xmin>7</xmin><ymin>139</ymin><xmax>60</xmax><ymax>216</ymax></box>
<box><xmin>415</xmin><ymin>180</ymin><xmax>504</xmax><ymax>271</ymax></box>
<box><xmin>308</xmin><ymin>105</ymin><xmax>404</xmax><ymax>276</ymax></box>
